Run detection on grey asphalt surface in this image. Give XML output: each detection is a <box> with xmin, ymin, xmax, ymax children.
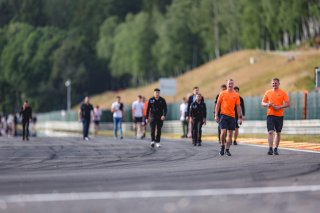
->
<box><xmin>0</xmin><ymin>136</ymin><xmax>319</xmax><ymax>213</ymax></box>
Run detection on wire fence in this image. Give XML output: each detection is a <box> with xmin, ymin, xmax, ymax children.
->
<box><xmin>38</xmin><ymin>91</ymin><xmax>320</xmax><ymax>122</ymax></box>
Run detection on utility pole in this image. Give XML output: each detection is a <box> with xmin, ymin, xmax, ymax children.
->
<box><xmin>65</xmin><ymin>80</ymin><xmax>71</xmax><ymax>112</ymax></box>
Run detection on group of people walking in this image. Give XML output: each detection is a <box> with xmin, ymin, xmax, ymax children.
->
<box><xmin>78</xmin><ymin>77</ymin><xmax>290</xmax><ymax>156</ymax></box>
<box><xmin>180</xmin><ymin>78</ymin><xmax>289</xmax><ymax>156</ymax></box>
<box><xmin>0</xmin><ymin>100</ymin><xmax>36</xmax><ymax>140</ymax></box>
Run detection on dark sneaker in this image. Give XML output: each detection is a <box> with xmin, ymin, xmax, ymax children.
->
<box><xmin>198</xmin><ymin>143</ymin><xmax>202</xmax><ymax>146</ymax></box>
<box><xmin>274</xmin><ymin>148</ymin><xmax>279</xmax><ymax>155</ymax></box>
<box><xmin>219</xmin><ymin>146</ymin><xmax>225</xmax><ymax>156</ymax></box>
<box><xmin>225</xmin><ymin>150</ymin><xmax>232</xmax><ymax>156</ymax></box>
<box><xmin>233</xmin><ymin>141</ymin><xmax>238</xmax><ymax>145</ymax></box>
<box><xmin>120</xmin><ymin>136</ymin><xmax>123</xmax><ymax>140</ymax></box>
<box><xmin>150</xmin><ymin>142</ymin><xmax>155</xmax><ymax>148</ymax></box>
<box><xmin>267</xmin><ymin>148</ymin><xmax>273</xmax><ymax>155</ymax></box>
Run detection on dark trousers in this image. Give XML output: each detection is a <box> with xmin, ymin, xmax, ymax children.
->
<box><xmin>181</xmin><ymin>120</ymin><xmax>188</xmax><ymax>137</ymax></box>
<box><xmin>22</xmin><ymin>120</ymin><xmax>30</xmax><ymax>139</ymax></box>
<box><xmin>150</xmin><ymin>118</ymin><xmax>163</xmax><ymax>142</ymax></box>
<box><xmin>192</xmin><ymin>120</ymin><xmax>203</xmax><ymax>144</ymax></box>
<box><xmin>82</xmin><ymin>119</ymin><xmax>90</xmax><ymax>138</ymax></box>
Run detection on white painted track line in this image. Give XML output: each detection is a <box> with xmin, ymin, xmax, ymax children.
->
<box><xmin>1</xmin><ymin>185</ymin><xmax>320</xmax><ymax>203</ymax></box>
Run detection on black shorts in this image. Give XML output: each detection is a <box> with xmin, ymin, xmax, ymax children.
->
<box><xmin>134</xmin><ymin>117</ymin><xmax>143</xmax><ymax>123</ymax></box>
<box><xmin>220</xmin><ymin>114</ymin><xmax>236</xmax><ymax>131</ymax></box>
<box><xmin>267</xmin><ymin>115</ymin><xmax>284</xmax><ymax>133</ymax></box>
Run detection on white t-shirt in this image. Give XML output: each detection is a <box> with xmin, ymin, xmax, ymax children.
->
<box><xmin>111</xmin><ymin>102</ymin><xmax>123</xmax><ymax>118</ymax></box>
<box><xmin>94</xmin><ymin>108</ymin><xmax>102</xmax><ymax>121</ymax></box>
<box><xmin>180</xmin><ymin>102</ymin><xmax>188</xmax><ymax>121</ymax></box>
<box><xmin>132</xmin><ymin>100</ymin><xmax>144</xmax><ymax>117</ymax></box>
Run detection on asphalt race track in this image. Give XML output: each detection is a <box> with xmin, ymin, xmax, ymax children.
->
<box><xmin>0</xmin><ymin>136</ymin><xmax>319</xmax><ymax>213</ymax></box>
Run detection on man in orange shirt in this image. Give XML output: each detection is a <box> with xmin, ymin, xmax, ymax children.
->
<box><xmin>262</xmin><ymin>78</ymin><xmax>290</xmax><ymax>155</ymax></box>
<box><xmin>215</xmin><ymin>79</ymin><xmax>242</xmax><ymax>156</ymax></box>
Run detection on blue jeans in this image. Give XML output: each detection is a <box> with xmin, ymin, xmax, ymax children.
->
<box><xmin>113</xmin><ymin>117</ymin><xmax>123</xmax><ymax>137</ymax></box>
<box><xmin>82</xmin><ymin>119</ymin><xmax>90</xmax><ymax>139</ymax></box>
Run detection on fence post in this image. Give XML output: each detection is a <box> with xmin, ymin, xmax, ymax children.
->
<box><xmin>303</xmin><ymin>90</ymin><xmax>308</xmax><ymax>120</ymax></box>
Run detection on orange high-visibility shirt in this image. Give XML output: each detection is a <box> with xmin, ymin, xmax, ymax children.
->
<box><xmin>217</xmin><ymin>90</ymin><xmax>240</xmax><ymax>118</ymax></box>
<box><xmin>262</xmin><ymin>89</ymin><xmax>289</xmax><ymax>116</ymax></box>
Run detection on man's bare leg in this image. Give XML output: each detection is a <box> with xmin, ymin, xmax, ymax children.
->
<box><xmin>267</xmin><ymin>130</ymin><xmax>274</xmax><ymax>155</ymax></box>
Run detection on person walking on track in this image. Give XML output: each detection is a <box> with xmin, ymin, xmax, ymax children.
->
<box><xmin>189</xmin><ymin>94</ymin><xmax>207</xmax><ymax>146</ymax></box>
<box><xmin>78</xmin><ymin>96</ymin><xmax>94</xmax><ymax>141</ymax></box>
<box><xmin>233</xmin><ymin>86</ymin><xmax>245</xmax><ymax>145</ymax></box>
<box><xmin>215</xmin><ymin>79</ymin><xmax>242</xmax><ymax>156</ymax></box>
<box><xmin>20</xmin><ymin>100</ymin><xmax>32</xmax><ymax>141</ymax></box>
<box><xmin>187</xmin><ymin>86</ymin><xmax>204</xmax><ymax>143</ymax></box>
<box><xmin>146</xmin><ymin>88</ymin><xmax>167</xmax><ymax>148</ymax></box>
<box><xmin>261</xmin><ymin>78</ymin><xmax>290</xmax><ymax>155</ymax></box>
<box><xmin>111</xmin><ymin>96</ymin><xmax>124</xmax><ymax>140</ymax></box>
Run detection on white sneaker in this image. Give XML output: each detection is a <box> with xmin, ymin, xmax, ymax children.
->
<box><xmin>84</xmin><ymin>137</ymin><xmax>89</xmax><ymax>141</ymax></box>
<box><xmin>150</xmin><ymin>141</ymin><xmax>155</xmax><ymax>148</ymax></box>
<box><xmin>156</xmin><ymin>143</ymin><xmax>161</xmax><ymax>148</ymax></box>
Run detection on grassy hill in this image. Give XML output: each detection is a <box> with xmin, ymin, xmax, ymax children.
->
<box><xmin>89</xmin><ymin>49</ymin><xmax>320</xmax><ymax>109</ymax></box>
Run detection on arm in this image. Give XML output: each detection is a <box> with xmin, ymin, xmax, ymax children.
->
<box><xmin>145</xmin><ymin>100</ymin><xmax>151</xmax><ymax>123</ymax></box>
<box><xmin>214</xmin><ymin>100</ymin><xmax>221</xmax><ymax>122</ymax></box>
<box><xmin>241</xmin><ymin>97</ymin><xmax>245</xmax><ymax>117</ymax></box>
<box><xmin>161</xmin><ymin>98</ymin><xmax>167</xmax><ymax>121</ymax></box>
<box><xmin>186</xmin><ymin>97</ymin><xmax>192</xmax><ymax>119</ymax></box>
<box><xmin>203</xmin><ymin>103</ymin><xmax>207</xmax><ymax>125</ymax></box>
<box><xmin>273</xmin><ymin>100</ymin><xmax>290</xmax><ymax>110</ymax></box>
<box><xmin>236</xmin><ymin>104</ymin><xmax>242</xmax><ymax>124</ymax></box>
<box><xmin>261</xmin><ymin>93</ymin><xmax>271</xmax><ymax>107</ymax></box>
<box><xmin>261</xmin><ymin>101</ymin><xmax>272</xmax><ymax>107</ymax></box>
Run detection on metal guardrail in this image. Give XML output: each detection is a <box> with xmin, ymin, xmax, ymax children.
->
<box><xmin>36</xmin><ymin>119</ymin><xmax>320</xmax><ymax>136</ymax></box>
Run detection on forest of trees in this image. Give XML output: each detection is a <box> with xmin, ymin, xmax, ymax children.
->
<box><xmin>0</xmin><ymin>0</ymin><xmax>320</xmax><ymax>112</ymax></box>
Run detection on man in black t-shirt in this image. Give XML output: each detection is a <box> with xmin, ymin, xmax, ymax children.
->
<box><xmin>78</xmin><ymin>96</ymin><xmax>94</xmax><ymax>141</ymax></box>
<box><xmin>20</xmin><ymin>100</ymin><xmax>32</xmax><ymax>141</ymax></box>
<box><xmin>146</xmin><ymin>88</ymin><xmax>167</xmax><ymax>148</ymax></box>
<box><xmin>189</xmin><ymin>94</ymin><xmax>207</xmax><ymax>146</ymax></box>
<box><xmin>233</xmin><ymin>86</ymin><xmax>245</xmax><ymax>145</ymax></box>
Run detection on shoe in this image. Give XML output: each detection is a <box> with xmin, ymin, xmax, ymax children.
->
<box><xmin>156</xmin><ymin>143</ymin><xmax>161</xmax><ymax>148</ymax></box>
<box><xmin>233</xmin><ymin>141</ymin><xmax>238</xmax><ymax>145</ymax></box>
<box><xmin>193</xmin><ymin>142</ymin><xmax>197</xmax><ymax>146</ymax></box>
<box><xmin>267</xmin><ymin>148</ymin><xmax>273</xmax><ymax>155</ymax></box>
<box><xmin>274</xmin><ymin>148</ymin><xmax>279</xmax><ymax>155</ymax></box>
<box><xmin>219</xmin><ymin>146</ymin><xmax>225</xmax><ymax>156</ymax></box>
<box><xmin>198</xmin><ymin>143</ymin><xmax>202</xmax><ymax>146</ymax></box>
<box><xmin>120</xmin><ymin>136</ymin><xmax>123</xmax><ymax>140</ymax></box>
<box><xmin>26</xmin><ymin>138</ymin><xmax>29</xmax><ymax>141</ymax></box>
<box><xmin>84</xmin><ymin>137</ymin><xmax>89</xmax><ymax>141</ymax></box>
<box><xmin>151</xmin><ymin>141</ymin><xmax>155</xmax><ymax>148</ymax></box>
<box><xmin>22</xmin><ymin>137</ymin><xmax>25</xmax><ymax>141</ymax></box>
<box><xmin>225</xmin><ymin>150</ymin><xmax>232</xmax><ymax>156</ymax></box>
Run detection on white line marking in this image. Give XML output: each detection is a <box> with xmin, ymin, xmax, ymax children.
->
<box><xmin>1</xmin><ymin>185</ymin><xmax>320</xmax><ymax>203</ymax></box>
